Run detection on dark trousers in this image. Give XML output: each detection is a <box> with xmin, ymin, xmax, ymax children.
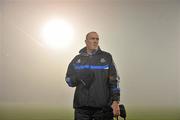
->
<box><xmin>74</xmin><ymin>106</ymin><xmax>113</xmax><ymax>120</ymax></box>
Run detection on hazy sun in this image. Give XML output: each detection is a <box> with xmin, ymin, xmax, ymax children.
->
<box><xmin>41</xmin><ymin>19</ymin><xmax>74</xmax><ymax>49</ymax></box>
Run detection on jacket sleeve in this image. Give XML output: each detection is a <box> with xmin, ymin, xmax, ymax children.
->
<box><xmin>109</xmin><ymin>55</ymin><xmax>120</xmax><ymax>102</ymax></box>
<box><xmin>65</xmin><ymin>58</ymin><xmax>79</xmax><ymax>87</ymax></box>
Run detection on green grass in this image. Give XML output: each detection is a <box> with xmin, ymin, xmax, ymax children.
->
<box><xmin>126</xmin><ymin>107</ymin><xmax>180</xmax><ymax>120</ymax></box>
<box><xmin>0</xmin><ymin>104</ymin><xmax>73</xmax><ymax>120</ymax></box>
<box><xmin>0</xmin><ymin>104</ymin><xmax>179</xmax><ymax>120</ymax></box>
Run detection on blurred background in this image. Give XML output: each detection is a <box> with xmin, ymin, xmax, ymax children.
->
<box><xmin>0</xmin><ymin>0</ymin><xmax>179</xmax><ymax>120</ymax></box>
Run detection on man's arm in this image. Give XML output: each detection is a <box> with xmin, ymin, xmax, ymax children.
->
<box><xmin>108</xmin><ymin>55</ymin><xmax>120</xmax><ymax>116</ymax></box>
<box><xmin>65</xmin><ymin>59</ymin><xmax>79</xmax><ymax>87</ymax></box>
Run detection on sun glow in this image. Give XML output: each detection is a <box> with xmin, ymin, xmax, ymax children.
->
<box><xmin>41</xmin><ymin>19</ymin><xmax>74</xmax><ymax>49</ymax></box>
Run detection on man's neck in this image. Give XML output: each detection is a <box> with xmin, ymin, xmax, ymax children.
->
<box><xmin>86</xmin><ymin>48</ymin><xmax>98</xmax><ymax>55</ymax></box>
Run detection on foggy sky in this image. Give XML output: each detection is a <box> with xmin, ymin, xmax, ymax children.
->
<box><xmin>0</xmin><ymin>0</ymin><xmax>179</xmax><ymax>108</ymax></box>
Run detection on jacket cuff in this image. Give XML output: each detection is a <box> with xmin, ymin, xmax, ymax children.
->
<box><xmin>112</xmin><ymin>94</ymin><xmax>120</xmax><ymax>101</ymax></box>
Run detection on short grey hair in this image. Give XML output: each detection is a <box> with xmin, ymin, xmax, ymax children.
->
<box><xmin>85</xmin><ymin>31</ymin><xmax>98</xmax><ymax>40</ymax></box>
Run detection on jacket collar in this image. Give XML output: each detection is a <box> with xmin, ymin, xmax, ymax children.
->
<box><xmin>79</xmin><ymin>46</ymin><xmax>102</xmax><ymax>56</ymax></box>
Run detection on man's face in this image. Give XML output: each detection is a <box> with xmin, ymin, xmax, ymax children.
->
<box><xmin>85</xmin><ymin>32</ymin><xmax>99</xmax><ymax>50</ymax></box>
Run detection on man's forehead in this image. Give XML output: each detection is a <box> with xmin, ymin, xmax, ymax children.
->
<box><xmin>89</xmin><ymin>33</ymin><xmax>98</xmax><ymax>37</ymax></box>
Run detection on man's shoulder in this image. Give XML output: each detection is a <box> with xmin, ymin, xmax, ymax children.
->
<box><xmin>73</xmin><ymin>54</ymin><xmax>81</xmax><ymax>60</ymax></box>
<box><xmin>69</xmin><ymin>54</ymin><xmax>81</xmax><ymax>64</ymax></box>
<box><xmin>100</xmin><ymin>50</ymin><xmax>112</xmax><ymax>58</ymax></box>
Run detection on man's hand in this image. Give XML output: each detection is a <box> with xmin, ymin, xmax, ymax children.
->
<box><xmin>111</xmin><ymin>101</ymin><xmax>120</xmax><ymax>117</ymax></box>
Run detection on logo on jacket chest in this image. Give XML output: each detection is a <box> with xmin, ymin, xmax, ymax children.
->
<box><xmin>76</xmin><ymin>59</ymin><xmax>81</xmax><ymax>64</ymax></box>
<box><xmin>100</xmin><ymin>58</ymin><xmax>106</xmax><ymax>63</ymax></box>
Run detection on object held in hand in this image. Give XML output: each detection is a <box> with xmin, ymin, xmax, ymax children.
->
<box><xmin>116</xmin><ymin>104</ymin><xmax>127</xmax><ymax>120</ymax></box>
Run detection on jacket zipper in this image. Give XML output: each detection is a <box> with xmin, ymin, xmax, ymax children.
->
<box><xmin>86</xmin><ymin>55</ymin><xmax>93</xmax><ymax>106</ymax></box>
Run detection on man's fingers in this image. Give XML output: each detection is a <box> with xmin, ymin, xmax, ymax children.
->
<box><xmin>111</xmin><ymin>102</ymin><xmax>120</xmax><ymax>117</ymax></box>
<box><xmin>113</xmin><ymin>109</ymin><xmax>120</xmax><ymax>116</ymax></box>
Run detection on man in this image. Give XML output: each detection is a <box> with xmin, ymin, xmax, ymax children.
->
<box><xmin>65</xmin><ymin>31</ymin><xmax>120</xmax><ymax>120</ymax></box>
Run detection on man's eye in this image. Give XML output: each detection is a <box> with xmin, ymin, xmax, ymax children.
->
<box><xmin>91</xmin><ymin>38</ymin><xmax>99</xmax><ymax>40</ymax></box>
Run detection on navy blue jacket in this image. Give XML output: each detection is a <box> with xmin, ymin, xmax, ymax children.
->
<box><xmin>65</xmin><ymin>47</ymin><xmax>120</xmax><ymax>108</ymax></box>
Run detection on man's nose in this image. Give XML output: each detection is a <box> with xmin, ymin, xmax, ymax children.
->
<box><xmin>93</xmin><ymin>40</ymin><xmax>98</xmax><ymax>44</ymax></box>
<box><xmin>94</xmin><ymin>39</ymin><xmax>98</xmax><ymax>42</ymax></box>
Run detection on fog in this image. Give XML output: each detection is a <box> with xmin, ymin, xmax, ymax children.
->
<box><xmin>0</xmin><ymin>0</ymin><xmax>179</xmax><ymax>109</ymax></box>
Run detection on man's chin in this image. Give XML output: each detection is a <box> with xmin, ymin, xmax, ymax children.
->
<box><xmin>93</xmin><ymin>46</ymin><xmax>98</xmax><ymax>50</ymax></box>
